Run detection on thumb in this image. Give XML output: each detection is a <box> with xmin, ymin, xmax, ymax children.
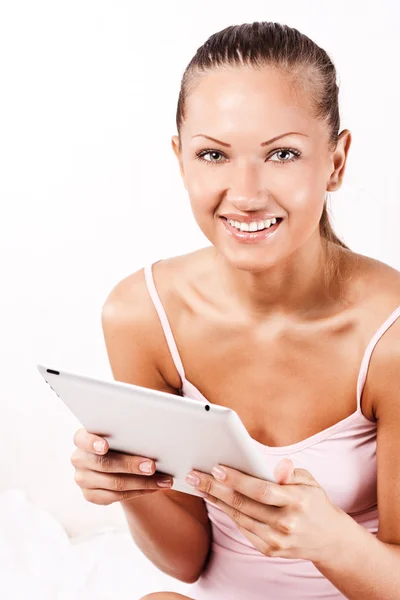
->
<box><xmin>274</xmin><ymin>458</ymin><xmax>320</xmax><ymax>487</ymax></box>
<box><xmin>274</xmin><ymin>458</ymin><xmax>295</xmax><ymax>484</ymax></box>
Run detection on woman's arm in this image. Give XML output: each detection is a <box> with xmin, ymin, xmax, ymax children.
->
<box><xmin>101</xmin><ymin>269</ymin><xmax>212</xmax><ymax>583</ymax></box>
<box><xmin>313</xmin><ymin>519</ymin><xmax>400</xmax><ymax>599</ymax></box>
<box><xmin>120</xmin><ymin>491</ymin><xmax>211</xmax><ymax>583</ymax></box>
<box><xmin>313</xmin><ymin>315</ymin><xmax>400</xmax><ymax>599</ymax></box>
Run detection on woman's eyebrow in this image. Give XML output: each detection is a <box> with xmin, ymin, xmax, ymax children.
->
<box><xmin>191</xmin><ymin>132</ymin><xmax>309</xmax><ymax>147</ymax></box>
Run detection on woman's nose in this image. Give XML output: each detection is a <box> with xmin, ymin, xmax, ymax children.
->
<box><xmin>226</xmin><ymin>163</ymin><xmax>268</xmax><ymax>207</ymax></box>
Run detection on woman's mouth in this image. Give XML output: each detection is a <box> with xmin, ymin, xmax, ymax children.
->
<box><xmin>219</xmin><ymin>216</ymin><xmax>283</xmax><ymax>244</ymax></box>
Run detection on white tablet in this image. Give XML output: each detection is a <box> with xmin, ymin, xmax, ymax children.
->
<box><xmin>37</xmin><ymin>364</ymin><xmax>276</xmax><ymax>496</ymax></box>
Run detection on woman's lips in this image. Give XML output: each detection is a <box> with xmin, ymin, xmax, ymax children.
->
<box><xmin>220</xmin><ymin>216</ymin><xmax>283</xmax><ymax>244</ymax></box>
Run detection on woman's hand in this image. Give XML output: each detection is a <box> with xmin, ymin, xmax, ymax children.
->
<box><xmin>71</xmin><ymin>428</ymin><xmax>173</xmax><ymax>506</ymax></box>
<box><xmin>185</xmin><ymin>458</ymin><xmax>352</xmax><ymax>564</ymax></box>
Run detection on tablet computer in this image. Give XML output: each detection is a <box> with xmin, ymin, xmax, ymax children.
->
<box><xmin>37</xmin><ymin>364</ymin><xmax>276</xmax><ymax>496</ymax></box>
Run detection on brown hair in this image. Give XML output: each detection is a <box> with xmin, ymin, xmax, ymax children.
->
<box><xmin>175</xmin><ymin>21</ymin><xmax>351</xmax><ymax>262</ymax></box>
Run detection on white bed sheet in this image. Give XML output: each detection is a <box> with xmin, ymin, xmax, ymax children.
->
<box><xmin>0</xmin><ymin>489</ymin><xmax>191</xmax><ymax>600</ymax></box>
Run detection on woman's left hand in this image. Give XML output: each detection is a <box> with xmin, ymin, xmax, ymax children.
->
<box><xmin>185</xmin><ymin>459</ymin><xmax>353</xmax><ymax>564</ymax></box>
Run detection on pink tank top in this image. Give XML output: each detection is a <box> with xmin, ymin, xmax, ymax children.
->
<box><xmin>144</xmin><ymin>262</ymin><xmax>400</xmax><ymax>600</ymax></box>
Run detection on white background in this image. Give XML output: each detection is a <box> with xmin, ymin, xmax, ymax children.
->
<box><xmin>1</xmin><ymin>0</ymin><xmax>399</xmax><ymax>541</ymax></box>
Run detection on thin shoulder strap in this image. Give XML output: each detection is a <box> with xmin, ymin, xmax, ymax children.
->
<box><xmin>143</xmin><ymin>263</ymin><xmax>186</xmax><ymax>388</ymax></box>
<box><xmin>357</xmin><ymin>305</ymin><xmax>400</xmax><ymax>409</ymax></box>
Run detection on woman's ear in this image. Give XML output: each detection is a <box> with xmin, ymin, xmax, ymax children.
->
<box><xmin>171</xmin><ymin>135</ymin><xmax>187</xmax><ymax>190</ymax></box>
<box><xmin>327</xmin><ymin>129</ymin><xmax>352</xmax><ymax>192</ymax></box>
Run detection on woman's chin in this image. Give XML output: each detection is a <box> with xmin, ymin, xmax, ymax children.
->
<box><xmin>218</xmin><ymin>249</ymin><xmax>283</xmax><ymax>273</ymax></box>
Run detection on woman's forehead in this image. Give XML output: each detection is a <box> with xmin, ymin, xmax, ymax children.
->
<box><xmin>183</xmin><ymin>67</ymin><xmax>316</xmax><ymax>135</ymax></box>
<box><xmin>189</xmin><ymin>66</ymin><xmax>302</xmax><ymax>102</ymax></box>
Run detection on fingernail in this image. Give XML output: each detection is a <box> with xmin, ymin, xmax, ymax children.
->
<box><xmin>94</xmin><ymin>441</ymin><xmax>106</xmax><ymax>453</ymax></box>
<box><xmin>211</xmin><ymin>466</ymin><xmax>226</xmax><ymax>481</ymax></box>
<box><xmin>139</xmin><ymin>460</ymin><xmax>154</xmax><ymax>473</ymax></box>
<box><xmin>157</xmin><ymin>479</ymin><xmax>173</xmax><ymax>488</ymax></box>
<box><xmin>185</xmin><ymin>473</ymin><xmax>200</xmax><ymax>486</ymax></box>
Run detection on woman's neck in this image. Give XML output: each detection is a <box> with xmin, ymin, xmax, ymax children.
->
<box><xmin>214</xmin><ymin>235</ymin><xmax>347</xmax><ymax>322</ymax></box>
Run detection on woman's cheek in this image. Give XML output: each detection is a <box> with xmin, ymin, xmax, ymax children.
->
<box><xmin>187</xmin><ymin>177</ymin><xmax>220</xmax><ymax>219</ymax></box>
<box><xmin>189</xmin><ymin>169</ymin><xmax>219</xmax><ymax>195</ymax></box>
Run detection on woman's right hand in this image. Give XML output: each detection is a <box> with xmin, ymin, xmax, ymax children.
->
<box><xmin>71</xmin><ymin>428</ymin><xmax>174</xmax><ymax>505</ymax></box>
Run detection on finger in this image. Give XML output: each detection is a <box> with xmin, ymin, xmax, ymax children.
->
<box><xmin>274</xmin><ymin>458</ymin><xmax>295</xmax><ymax>484</ymax></box>
<box><xmin>74</xmin><ymin>468</ymin><xmax>173</xmax><ymax>491</ymax></box>
<box><xmin>209</xmin><ymin>466</ymin><xmax>299</xmax><ymax>507</ymax></box>
<box><xmin>73</xmin><ymin>428</ymin><xmax>109</xmax><ymax>455</ymax></box>
<box><xmin>200</xmin><ymin>491</ymin><xmax>270</xmax><ymax>531</ymax></box>
<box><xmin>94</xmin><ymin>450</ymin><xmax>158</xmax><ymax>476</ymax></box>
<box><xmin>235</xmin><ymin>523</ymin><xmax>290</xmax><ymax>558</ymax></box>
<box><xmin>82</xmin><ymin>487</ymin><xmax>159</xmax><ymax>506</ymax></box>
<box><xmin>198</xmin><ymin>483</ymin><xmax>285</xmax><ymax>528</ymax></box>
<box><xmin>71</xmin><ymin>448</ymin><xmax>158</xmax><ymax>476</ymax></box>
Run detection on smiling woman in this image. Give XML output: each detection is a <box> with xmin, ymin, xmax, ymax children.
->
<box><xmin>95</xmin><ymin>20</ymin><xmax>400</xmax><ymax>600</ymax></box>
<box><xmin>171</xmin><ymin>47</ymin><xmax>354</xmax><ymax>296</ymax></box>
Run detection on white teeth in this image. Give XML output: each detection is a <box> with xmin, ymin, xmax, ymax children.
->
<box><xmin>227</xmin><ymin>217</ymin><xmax>278</xmax><ymax>232</ymax></box>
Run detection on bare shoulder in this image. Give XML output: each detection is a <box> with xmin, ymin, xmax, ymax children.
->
<box><xmin>101</xmin><ymin>254</ymin><xmax>194</xmax><ymax>327</ymax></box>
<box><xmin>102</xmin><ymin>266</ymin><xmax>154</xmax><ymax>322</ymax></box>
<box><xmin>356</xmin><ymin>251</ymin><xmax>400</xmax><ymax>340</ymax></box>
<box><xmin>354</xmin><ymin>253</ymin><xmax>400</xmax><ymax>416</ymax></box>
<box><xmin>101</xmin><ymin>250</ymin><xmax>208</xmax><ymax>389</ymax></box>
<box><xmin>357</xmin><ymin>253</ymin><xmax>400</xmax><ymax>318</ymax></box>
<box><xmin>100</xmin><ymin>266</ymin><xmax>174</xmax><ymax>389</ymax></box>
<box><xmin>101</xmin><ymin>264</ymin><xmax>174</xmax><ymax>362</ymax></box>
<box><xmin>357</xmin><ymin>252</ymin><xmax>400</xmax><ymax>292</ymax></box>
<box><xmin>104</xmin><ymin>248</ymin><xmax>208</xmax><ymax>320</ymax></box>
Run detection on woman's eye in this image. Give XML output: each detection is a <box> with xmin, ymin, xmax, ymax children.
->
<box><xmin>196</xmin><ymin>150</ymin><xmax>225</xmax><ymax>163</ymax></box>
<box><xmin>195</xmin><ymin>148</ymin><xmax>300</xmax><ymax>166</ymax></box>
<box><xmin>270</xmin><ymin>149</ymin><xmax>298</xmax><ymax>162</ymax></box>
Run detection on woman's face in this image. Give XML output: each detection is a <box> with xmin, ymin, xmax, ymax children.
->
<box><xmin>172</xmin><ymin>66</ymin><xmax>351</xmax><ymax>271</ymax></box>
